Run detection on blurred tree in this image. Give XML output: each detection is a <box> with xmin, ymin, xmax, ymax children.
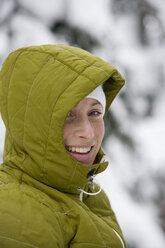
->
<box><xmin>50</xmin><ymin>20</ymin><xmax>100</xmax><ymax>51</ymax></box>
<box><xmin>111</xmin><ymin>0</ymin><xmax>164</xmax><ymax>46</ymax></box>
<box><xmin>103</xmin><ymin>110</ymin><xmax>135</xmax><ymax>150</ymax></box>
<box><xmin>110</xmin><ymin>0</ymin><xmax>165</xmax><ymax>240</ymax></box>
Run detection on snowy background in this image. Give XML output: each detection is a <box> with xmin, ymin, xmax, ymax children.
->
<box><xmin>0</xmin><ymin>0</ymin><xmax>165</xmax><ymax>247</ymax></box>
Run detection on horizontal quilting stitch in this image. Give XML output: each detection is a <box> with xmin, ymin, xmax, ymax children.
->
<box><xmin>14</xmin><ymin>49</ymin><xmax>89</xmax><ymax>76</ymax></box>
<box><xmin>0</xmin><ymin>186</ymin><xmax>19</xmax><ymax>191</ymax></box>
<box><xmin>82</xmin><ymin>208</ymin><xmax>111</xmax><ymax>217</ymax></box>
<box><xmin>18</xmin><ymin>48</ymin><xmax>111</xmax><ymax>78</ymax></box>
<box><xmin>0</xmin><ymin>187</ymin><xmax>67</xmax><ymax>246</ymax></box>
<box><xmin>0</xmin><ymin>235</ymin><xmax>38</xmax><ymax>248</ymax></box>
<box><xmin>0</xmin><ymin>186</ymin><xmax>67</xmax><ymax>215</ymax></box>
<box><xmin>11</xmin><ymin>50</ymin><xmax>113</xmax><ymax>106</ymax></box>
<box><xmin>53</xmin><ymin>56</ymin><xmax>110</xmax><ymax>87</ymax></box>
<box><xmin>0</xmin><ymin>181</ymin><xmax>17</xmax><ymax>186</ymax></box>
<box><xmin>57</xmin><ymin>45</ymin><xmax>111</xmax><ymax>76</ymax></box>
<box><xmin>20</xmin><ymin>191</ymin><xmax>63</xmax><ymax>215</ymax></box>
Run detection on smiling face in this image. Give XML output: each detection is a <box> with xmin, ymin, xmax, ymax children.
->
<box><xmin>63</xmin><ymin>98</ymin><xmax>105</xmax><ymax>166</ymax></box>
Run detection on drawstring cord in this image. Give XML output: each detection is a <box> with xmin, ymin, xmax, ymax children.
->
<box><xmin>78</xmin><ymin>176</ymin><xmax>102</xmax><ymax>202</ymax></box>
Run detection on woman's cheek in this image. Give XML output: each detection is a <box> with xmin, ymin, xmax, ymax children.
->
<box><xmin>94</xmin><ymin>119</ymin><xmax>105</xmax><ymax>141</ymax></box>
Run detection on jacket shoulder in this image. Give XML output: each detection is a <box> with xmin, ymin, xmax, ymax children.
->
<box><xmin>0</xmin><ymin>174</ymin><xmax>65</xmax><ymax>248</ymax></box>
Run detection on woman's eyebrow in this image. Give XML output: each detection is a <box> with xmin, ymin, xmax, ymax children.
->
<box><xmin>90</xmin><ymin>101</ymin><xmax>102</xmax><ymax>107</ymax></box>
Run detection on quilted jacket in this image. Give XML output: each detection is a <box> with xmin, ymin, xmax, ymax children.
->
<box><xmin>0</xmin><ymin>44</ymin><xmax>127</xmax><ymax>248</ymax></box>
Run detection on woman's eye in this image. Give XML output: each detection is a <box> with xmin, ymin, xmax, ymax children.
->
<box><xmin>89</xmin><ymin>111</ymin><xmax>102</xmax><ymax>116</ymax></box>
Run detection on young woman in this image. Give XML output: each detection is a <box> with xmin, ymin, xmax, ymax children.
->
<box><xmin>0</xmin><ymin>44</ymin><xmax>127</xmax><ymax>247</ymax></box>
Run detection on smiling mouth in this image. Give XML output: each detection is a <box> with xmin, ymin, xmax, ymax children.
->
<box><xmin>66</xmin><ymin>146</ymin><xmax>93</xmax><ymax>154</ymax></box>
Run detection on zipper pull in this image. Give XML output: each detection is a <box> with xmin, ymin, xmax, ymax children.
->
<box><xmin>89</xmin><ymin>176</ymin><xmax>95</xmax><ymax>191</ymax></box>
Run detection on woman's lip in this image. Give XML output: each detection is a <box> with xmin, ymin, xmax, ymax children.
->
<box><xmin>65</xmin><ymin>145</ymin><xmax>94</xmax><ymax>153</ymax></box>
<box><xmin>67</xmin><ymin>146</ymin><xmax>94</xmax><ymax>163</ymax></box>
<box><xmin>65</xmin><ymin>145</ymin><xmax>94</xmax><ymax>148</ymax></box>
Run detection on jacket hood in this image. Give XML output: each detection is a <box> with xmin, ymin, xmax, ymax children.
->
<box><xmin>0</xmin><ymin>44</ymin><xmax>125</xmax><ymax>194</ymax></box>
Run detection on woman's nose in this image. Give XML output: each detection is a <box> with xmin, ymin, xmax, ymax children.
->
<box><xmin>75</xmin><ymin>117</ymin><xmax>94</xmax><ymax>140</ymax></box>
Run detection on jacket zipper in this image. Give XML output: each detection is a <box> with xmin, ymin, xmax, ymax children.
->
<box><xmin>112</xmin><ymin>228</ymin><xmax>125</xmax><ymax>248</ymax></box>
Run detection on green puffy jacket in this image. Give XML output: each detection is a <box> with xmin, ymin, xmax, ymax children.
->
<box><xmin>0</xmin><ymin>44</ymin><xmax>127</xmax><ymax>248</ymax></box>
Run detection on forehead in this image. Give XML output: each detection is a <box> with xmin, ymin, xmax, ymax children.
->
<box><xmin>72</xmin><ymin>98</ymin><xmax>102</xmax><ymax>110</ymax></box>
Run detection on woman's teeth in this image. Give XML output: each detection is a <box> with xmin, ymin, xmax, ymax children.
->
<box><xmin>68</xmin><ymin>146</ymin><xmax>91</xmax><ymax>153</ymax></box>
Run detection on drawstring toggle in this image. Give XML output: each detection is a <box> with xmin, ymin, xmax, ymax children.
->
<box><xmin>78</xmin><ymin>176</ymin><xmax>102</xmax><ymax>202</ymax></box>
